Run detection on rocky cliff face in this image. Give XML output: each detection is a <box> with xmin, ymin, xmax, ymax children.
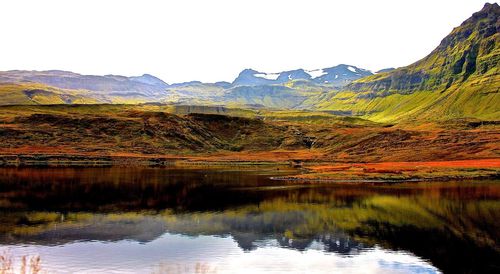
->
<box><xmin>348</xmin><ymin>3</ymin><xmax>499</xmax><ymax>94</ymax></box>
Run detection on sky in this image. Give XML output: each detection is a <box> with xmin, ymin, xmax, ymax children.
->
<box><xmin>0</xmin><ymin>0</ymin><xmax>493</xmax><ymax>83</ymax></box>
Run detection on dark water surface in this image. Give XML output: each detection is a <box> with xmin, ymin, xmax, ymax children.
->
<box><xmin>0</xmin><ymin>167</ymin><xmax>498</xmax><ymax>273</ymax></box>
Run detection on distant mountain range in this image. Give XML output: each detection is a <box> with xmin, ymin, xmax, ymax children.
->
<box><xmin>0</xmin><ymin>64</ymin><xmax>374</xmax><ymax>91</ymax></box>
<box><xmin>0</xmin><ymin>64</ymin><xmax>374</xmax><ymax>108</ymax></box>
<box><xmin>0</xmin><ymin>3</ymin><xmax>498</xmax><ymax>121</ymax></box>
<box><xmin>232</xmin><ymin>64</ymin><xmax>373</xmax><ymax>87</ymax></box>
<box><xmin>0</xmin><ymin>70</ymin><xmax>169</xmax><ymax>95</ymax></box>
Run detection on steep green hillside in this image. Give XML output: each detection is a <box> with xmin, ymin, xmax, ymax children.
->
<box><xmin>313</xmin><ymin>3</ymin><xmax>499</xmax><ymax>122</ymax></box>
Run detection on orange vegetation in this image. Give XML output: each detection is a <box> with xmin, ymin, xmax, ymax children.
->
<box><xmin>309</xmin><ymin>159</ymin><xmax>500</xmax><ymax>172</ymax></box>
<box><xmin>290</xmin><ymin>159</ymin><xmax>500</xmax><ymax>181</ymax></box>
<box><xmin>0</xmin><ymin>105</ymin><xmax>498</xmax><ymax>182</ymax></box>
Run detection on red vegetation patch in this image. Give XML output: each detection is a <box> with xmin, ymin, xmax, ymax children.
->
<box><xmin>310</xmin><ymin>159</ymin><xmax>500</xmax><ymax>172</ymax></box>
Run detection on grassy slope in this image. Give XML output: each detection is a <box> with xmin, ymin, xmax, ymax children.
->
<box><xmin>311</xmin><ymin>4</ymin><xmax>500</xmax><ymax>122</ymax></box>
<box><xmin>311</xmin><ymin>72</ymin><xmax>499</xmax><ymax>123</ymax></box>
<box><xmin>0</xmin><ymin>105</ymin><xmax>312</xmax><ymax>156</ymax></box>
<box><xmin>0</xmin><ymin>83</ymin><xmax>102</xmax><ymax>105</ymax></box>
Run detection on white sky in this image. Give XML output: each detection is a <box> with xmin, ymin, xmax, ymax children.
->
<box><xmin>0</xmin><ymin>0</ymin><xmax>493</xmax><ymax>83</ymax></box>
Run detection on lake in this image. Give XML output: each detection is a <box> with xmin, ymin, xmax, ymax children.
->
<box><xmin>0</xmin><ymin>167</ymin><xmax>498</xmax><ymax>273</ymax></box>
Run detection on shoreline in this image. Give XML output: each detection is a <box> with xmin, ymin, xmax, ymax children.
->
<box><xmin>0</xmin><ymin>154</ymin><xmax>291</xmax><ymax>167</ymax></box>
<box><xmin>270</xmin><ymin>175</ymin><xmax>500</xmax><ymax>183</ymax></box>
<box><xmin>1</xmin><ymin>153</ymin><xmax>499</xmax><ymax>182</ymax></box>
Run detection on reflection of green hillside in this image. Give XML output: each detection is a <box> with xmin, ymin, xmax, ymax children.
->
<box><xmin>2</xmin><ymin>194</ymin><xmax>498</xmax><ymax>247</ymax></box>
<box><xmin>1</xmin><ymin>186</ymin><xmax>499</xmax><ymax>273</ymax></box>
<box><xmin>154</xmin><ymin>194</ymin><xmax>500</xmax><ymax>250</ymax></box>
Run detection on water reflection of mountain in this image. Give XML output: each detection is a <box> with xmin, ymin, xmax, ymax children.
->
<box><xmin>0</xmin><ymin>167</ymin><xmax>499</xmax><ymax>273</ymax></box>
<box><xmin>1</xmin><ymin>213</ymin><xmax>369</xmax><ymax>255</ymax></box>
<box><xmin>1</xmin><ymin>216</ymin><xmax>167</xmax><ymax>244</ymax></box>
<box><xmin>276</xmin><ymin>234</ymin><xmax>366</xmax><ymax>254</ymax></box>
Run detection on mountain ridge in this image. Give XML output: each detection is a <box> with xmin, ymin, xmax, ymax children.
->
<box><xmin>232</xmin><ymin>64</ymin><xmax>373</xmax><ymax>87</ymax></box>
<box><xmin>0</xmin><ymin>63</ymin><xmax>373</xmax><ymax>108</ymax></box>
<box><xmin>347</xmin><ymin>3</ymin><xmax>499</xmax><ymax>93</ymax></box>
<box><xmin>311</xmin><ymin>2</ymin><xmax>499</xmax><ymax>122</ymax></box>
<box><xmin>0</xmin><ymin>70</ymin><xmax>169</xmax><ymax>94</ymax></box>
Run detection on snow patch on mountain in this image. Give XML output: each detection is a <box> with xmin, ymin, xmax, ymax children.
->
<box><xmin>254</xmin><ymin>73</ymin><xmax>280</xmax><ymax>80</ymax></box>
<box><xmin>307</xmin><ymin>69</ymin><xmax>327</xmax><ymax>79</ymax></box>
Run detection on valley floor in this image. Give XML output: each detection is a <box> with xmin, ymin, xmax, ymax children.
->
<box><xmin>0</xmin><ymin>104</ymin><xmax>498</xmax><ymax>181</ymax></box>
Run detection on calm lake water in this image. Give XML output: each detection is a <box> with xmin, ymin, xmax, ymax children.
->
<box><xmin>0</xmin><ymin>167</ymin><xmax>498</xmax><ymax>273</ymax></box>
